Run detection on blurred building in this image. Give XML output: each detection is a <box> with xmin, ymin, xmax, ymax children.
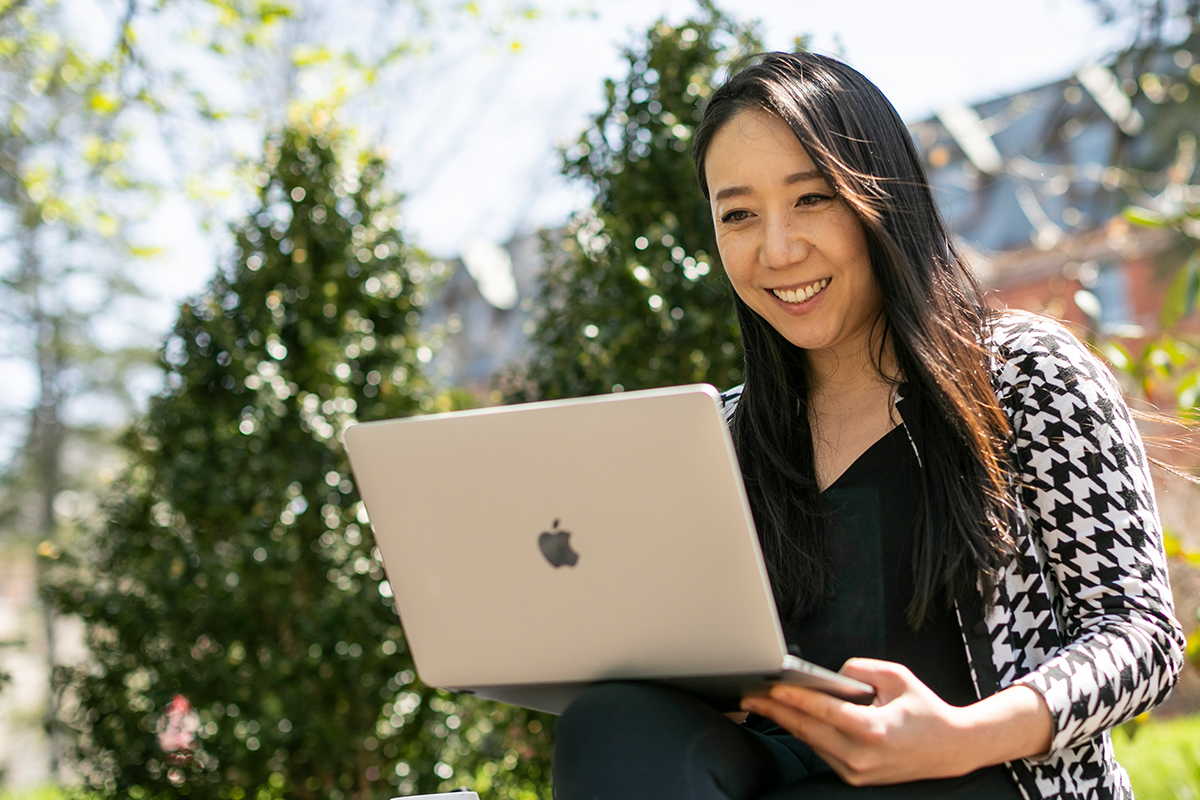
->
<box><xmin>419</xmin><ymin>233</ymin><xmax>546</xmax><ymax>398</ymax></box>
<box><xmin>911</xmin><ymin>58</ymin><xmax>1197</xmax><ymax>339</ymax></box>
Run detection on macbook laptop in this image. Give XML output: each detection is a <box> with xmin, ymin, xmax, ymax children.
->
<box><xmin>344</xmin><ymin>384</ymin><xmax>873</xmax><ymax>715</ymax></box>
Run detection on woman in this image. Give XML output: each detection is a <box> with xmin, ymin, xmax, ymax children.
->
<box><xmin>551</xmin><ymin>53</ymin><xmax>1185</xmax><ymax>800</ymax></box>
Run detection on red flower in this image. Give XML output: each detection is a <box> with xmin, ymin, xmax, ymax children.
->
<box><xmin>157</xmin><ymin>694</ymin><xmax>201</xmax><ymax>764</ymax></box>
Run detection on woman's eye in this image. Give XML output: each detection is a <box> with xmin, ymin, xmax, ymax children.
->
<box><xmin>721</xmin><ymin>209</ymin><xmax>751</xmax><ymax>224</ymax></box>
<box><xmin>796</xmin><ymin>193</ymin><xmax>834</xmax><ymax>207</ymax></box>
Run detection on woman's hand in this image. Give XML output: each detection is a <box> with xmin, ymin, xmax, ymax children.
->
<box><xmin>740</xmin><ymin>658</ymin><xmax>1053</xmax><ymax>786</ymax></box>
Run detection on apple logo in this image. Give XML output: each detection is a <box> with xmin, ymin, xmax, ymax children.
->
<box><xmin>538</xmin><ymin>519</ymin><xmax>579</xmax><ymax>568</ymax></box>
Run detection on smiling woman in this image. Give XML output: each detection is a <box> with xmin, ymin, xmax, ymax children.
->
<box><xmin>705</xmin><ymin>109</ymin><xmax>894</xmax><ymax>492</ymax></box>
<box><xmin>549</xmin><ymin>52</ymin><xmax>1185</xmax><ymax>800</ymax></box>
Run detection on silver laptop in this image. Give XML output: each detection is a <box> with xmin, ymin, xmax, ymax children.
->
<box><xmin>344</xmin><ymin>384</ymin><xmax>873</xmax><ymax>715</ymax></box>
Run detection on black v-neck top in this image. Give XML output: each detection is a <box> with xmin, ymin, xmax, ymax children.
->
<box><xmin>733</xmin><ymin>384</ymin><xmax>1025</xmax><ymax>796</ymax></box>
<box><xmin>782</xmin><ymin>403</ymin><xmax>979</xmax><ymax>709</ymax></box>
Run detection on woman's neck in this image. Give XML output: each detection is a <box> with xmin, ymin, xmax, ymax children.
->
<box><xmin>804</xmin><ymin>324</ymin><xmax>899</xmax><ymax>404</ymax></box>
<box><xmin>805</xmin><ymin>330</ymin><xmax>902</xmax><ymax>491</ymax></box>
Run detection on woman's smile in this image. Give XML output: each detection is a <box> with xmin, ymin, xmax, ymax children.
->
<box><xmin>770</xmin><ymin>278</ymin><xmax>830</xmax><ymax>307</ymax></box>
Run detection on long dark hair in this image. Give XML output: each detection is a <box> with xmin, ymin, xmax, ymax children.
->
<box><xmin>692</xmin><ymin>52</ymin><xmax>1017</xmax><ymax>626</ymax></box>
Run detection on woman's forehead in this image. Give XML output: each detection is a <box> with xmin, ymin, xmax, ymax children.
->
<box><xmin>706</xmin><ymin>109</ymin><xmax>825</xmax><ymax>192</ymax></box>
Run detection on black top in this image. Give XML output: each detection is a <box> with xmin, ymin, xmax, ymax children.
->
<box><xmin>783</xmin><ymin>408</ymin><xmax>978</xmax><ymax>708</ymax></box>
<box><xmin>745</xmin><ymin>397</ymin><xmax>1021</xmax><ymax>796</ymax></box>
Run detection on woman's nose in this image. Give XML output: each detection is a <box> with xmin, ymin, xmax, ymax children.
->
<box><xmin>761</xmin><ymin>214</ymin><xmax>808</xmax><ymax>269</ymax></box>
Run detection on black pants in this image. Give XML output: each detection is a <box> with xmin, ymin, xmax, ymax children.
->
<box><xmin>552</xmin><ymin>683</ymin><xmax>1022</xmax><ymax>800</ymax></box>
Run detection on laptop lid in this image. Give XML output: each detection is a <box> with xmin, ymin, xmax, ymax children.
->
<box><xmin>344</xmin><ymin>384</ymin><xmax>789</xmax><ymax>702</ymax></box>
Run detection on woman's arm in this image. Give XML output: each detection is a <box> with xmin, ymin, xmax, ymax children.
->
<box><xmin>994</xmin><ymin>315</ymin><xmax>1185</xmax><ymax>755</ymax></box>
<box><xmin>741</xmin><ymin>659</ymin><xmax>1052</xmax><ymax>785</ymax></box>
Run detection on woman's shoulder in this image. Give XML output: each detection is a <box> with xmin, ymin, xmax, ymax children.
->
<box><xmin>987</xmin><ymin>310</ymin><xmax>1112</xmax><ymax>389</ymax></box>
<box><xmin>987</xmin><ymin>309</ymin><xmax>1089</xmax><ymax>358</ymax></box>
<box><xmin>986</xmin><ymin>310</ymin><xmax>1128</xmax><ymax>428</ymax></box>
<box><xmin>718</xmin><ymin>384</ymin><xmax>744</xmax><ymax>424</ymax></box>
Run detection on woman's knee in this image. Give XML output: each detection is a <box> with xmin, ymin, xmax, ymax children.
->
<box><xmin>556</xmin><ymin>681</ymin><xmax>691</xmax><ymax>750</ymax></box>
<box><xmin>553</xmin><ymin>682</ymin><xmax>777</xmax><ymax>799</ymax></box>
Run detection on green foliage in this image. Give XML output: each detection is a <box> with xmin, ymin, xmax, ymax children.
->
<box><xmin>0</xmin><ymin>0</ymin><xmax>541</xmax><ymax>545</ymax></box>
<box><xmin>1112</xmin><ymin>713</ymin><xmax>1200</xmax><ymax>799</ymax></box>
<box><xmin>45</xmin><ymin>123</ymin><xmax>552</xmax><ymax>800</ymax></box>
<box><xmin>0</xmin><ymin>788</ymin><xmax>98</xmax><ymax>800</ymax></box>
<box><xmin>1162</xmin><ymin>528</ymin><xmax>1200</xmax><ymax>670</ymax></box>
<box><xmin>1096</xmin><ymin>19</ymin><xmax>1200</xmax><ymax>417</ymax></box>
<box><xmin>1160</xmin><ymin>252</ymin><xmax>1199</xmax><ymax>333</ymax></box>
<box><xmin>503</xmin><ymin>1</ymin><xmax>764</xmax><ymax>400</ymax></box>
<box><xmin>1116</xmin><ymin>205</ymin><xmax>1200</xmax><ymax>411</ymax></box>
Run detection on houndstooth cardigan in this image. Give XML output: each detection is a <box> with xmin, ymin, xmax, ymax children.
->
<box><xmin>720</xmin><ymin>312</ymin><xmax>1185</xmax><ymax>800</ymax></box>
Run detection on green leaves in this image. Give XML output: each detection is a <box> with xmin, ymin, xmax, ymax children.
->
<box><xmin>507</xmin><ymin>2</ymin><xmax>764</xmax><ymax>403</ymax></box>
<box><xmin>1124</xmin><ymin>205</ymin><xmax>1169</xmax><ymax>228</ymax></box>
<box><xmin>1097</xmin><ymin>338</ymin><xmax>1134</xmax><ymax>372</ymax></box>
<box><xmin>1104</xmin><ymin>187</ymin><xmax>1200</xmax><ymax>414</ymax></box>
<box><xmin>1160</xmin><ymin>252</ymin><xmax>1200</xmax><ymax>330</ymax></box>
<box><xmin>1163</xmin><ymin>530</ymin><xmax>1200</xmax><ymax>566</ymax></box>
<box><xmin>48</xmin><ymin>123</ymin><xmax>553</xmax><ymax>800</ymax></box>
<box><xmin>1162</xmin><ymin>532</ymin><xmax>1200</xmax><ymax>669</ymax></box>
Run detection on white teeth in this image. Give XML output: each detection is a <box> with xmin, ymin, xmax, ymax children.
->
<box><xmin>773</xmin><ymin>279</ymin><xmax>828</xmax><ymax>304</ymax></box>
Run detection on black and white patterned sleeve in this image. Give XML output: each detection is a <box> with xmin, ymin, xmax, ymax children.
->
<box><xmin>995</xmin><ymin>315</ymin><xmax>1185</xmax><ymax>755</ymax></box>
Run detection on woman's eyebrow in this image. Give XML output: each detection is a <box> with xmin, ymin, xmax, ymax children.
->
<box><xmin>783</xmin><ymin>169</ymin><xmax>824</xmax><ymax>186</ymax></box>
<box><xmin>713</xmin><ymin>170</ymin><xmax>825</xmax><ymax>203</ymax></box>
<box><xmin>713</xmin><ymin>185</ymin><xmax>751</xmax><ymax>202</ymax></box>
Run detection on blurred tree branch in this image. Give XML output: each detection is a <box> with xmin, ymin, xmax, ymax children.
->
<box><xmin>1086</xmin><ymin>0</ymin><xmax>1200</xmax><ymax>74</ymax></box>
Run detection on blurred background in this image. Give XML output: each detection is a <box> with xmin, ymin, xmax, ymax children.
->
<box><xmin>1</xmin><ymin>0</ymin><xmax>1198</xmax><ymax>798</ymax></box>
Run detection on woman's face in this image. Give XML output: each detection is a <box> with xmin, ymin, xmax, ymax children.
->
<box><xmin>705</xmin><ymin>109</ymin><xmax>884</xmax><ymax>364</ymax></box>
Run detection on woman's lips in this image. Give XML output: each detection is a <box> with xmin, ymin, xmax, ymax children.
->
<box><xmin>770</xmin><ymin>278</ymin><xmax>829</xmax><ymax>304</ymax></box>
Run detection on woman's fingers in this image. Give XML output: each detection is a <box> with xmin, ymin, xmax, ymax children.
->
<box><xmin>768</xmin><ymin>684</ymin><xmax>872</xmax><ymax>728</ymax></box>
<box><xmin>741</xmin><ymin>659</ymin><xmax>981</xmax><ymax>785</ymax></box>
<box><xmin>836</xmin><ymin>658</ymin><xmax>913</xmax><ymax>704</ymax></box>
<box><xmin>742</xmin><ymin>683</ymin><xmax>879</xmax><ymax>749</ymax></box>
